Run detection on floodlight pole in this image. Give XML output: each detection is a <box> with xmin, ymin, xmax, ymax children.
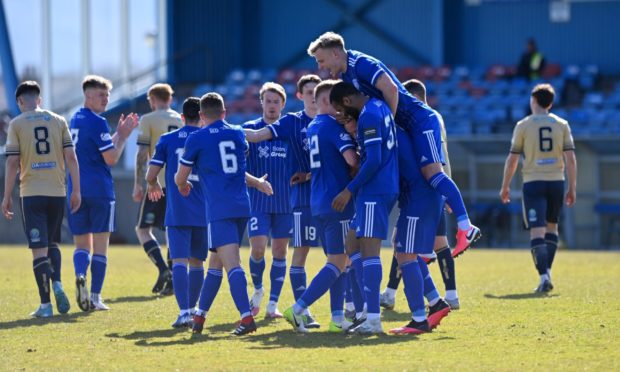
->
<box><xmin>41</xmin><ymin>0</ymin><xmax>52</xmax><ymax>109</ymax></box>
<box><xmin>120</xmin><ymin>0</ymin><xmax>130</xmax><ymax>96</ymax></box>
<box><xmin>80</xmin><ymin>0</ymin><xmax>91</xmax><ymax>79</ymax></box>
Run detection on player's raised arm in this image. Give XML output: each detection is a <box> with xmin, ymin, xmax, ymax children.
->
<box><xmin>101</xmin><ymin>113</ymin><xmax>139</xmax><ymax>166</ymax></box>
<box><xmin>244</xmin><ymin>127</ymin><xmax>273</xmax><ymax>143</ymax></box>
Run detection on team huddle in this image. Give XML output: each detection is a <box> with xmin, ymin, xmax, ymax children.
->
<box><xmin>2</xmin><ymin>31</ymin><xmax>575</xmax><ymax>336</ymax></box>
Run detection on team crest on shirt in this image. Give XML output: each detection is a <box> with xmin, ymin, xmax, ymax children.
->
<box><xmin>258</xmin><ymin>146</ymin><xmax>270</xmax><ymax>158</ymax></box>
<box><xmin>100</xmin><ymin>133</ymin><xmax>112</xmax><ymax>141</ymax></box>
<box><xmin>30</xmin><ymin>228</ymin><xmax>41</xmax><ymax>243</ymax></box>
<box><xmin>43</xmin><ymin>115</ymin><xmax>51</xmax><ymax>122</ymax></box>
<box><xmin>528</xmin><ymin>209</ymin><xmax>538</xmax><ymax>222</ymax></box>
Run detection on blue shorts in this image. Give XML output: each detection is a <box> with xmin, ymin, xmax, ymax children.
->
<box><xmin>167</xmin><ymin>226</ymin><xmax>208</xmax><ymax>261</ymax></box>
<box><xmin>68</xmin><ymin>197</ymin><xmax>115</xmax><ymax>235</ymax></box>
<box><xmin>292</xmin><ymin>206</ymin><xmax>319</xmax><ymax>248</ymax></box>
<box><xmin>353</xmin><ymin>194</ymin><xmax>397</xmax><ymax>240</ymax></box>
<box><xmin>247</xmin><ymin>211</ymin><xmax>292</xmax><ymax>239</ymax></box>
<box><xmin>394</xmin><ymin>192</ymin><xmax>443</xmax><ymax>255</ymax></box>
<box><xmin>412</xmin><ymin>114</ymin><xmax>445</xmax><ymax>168</ymax></box>
<box><xmin>316</xmin><ymin>214</ymin><xmax>351</xmax><ymax>255</ymax></box>
<box><xmin>522</xmin><ymin>181</ymin><xmax>564</xmax><ymax>229</ymax></box>
<box><xmin>208</xmin><ymin>218</ymin><xmax>248</xmax><ymax>252</ymax></box>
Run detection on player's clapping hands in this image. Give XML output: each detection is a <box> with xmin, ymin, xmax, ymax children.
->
<box><xmin>117</xmin><ymin>113</ymin><xmax>139</xmax><ymax>139</ymax></box>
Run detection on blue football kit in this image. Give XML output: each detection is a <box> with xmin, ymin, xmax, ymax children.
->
<box><xmin>347</xmin><ymin>98</ymin><xmax>399</xmax><ymax>240</ymax></box>
<box><xmin>267</xmin><ymin>110</ymin><xmax>319</xmax><ymax>247</ymax></box>
<box><xmin>243</xmin><ymin>118</ymin><xmax>292</xmax><ymax>239</ymax></box>
<box><xmin>180</xmin><ymin>120</ymin><xmax>251</xmax><ymax>251</ymax></box>
<box><xmin>150</xmin><ymin>125</ymin><xmax>208</xmax><ymax>261</ymax></box>
<box><xmin>68</xmin><ymin>108</ymin><xmax>116</xmax><ymax>234</ymax></box>
<box><xmin>306</xmin><ymin>114</ymin><xmax>356</xmax><ymax>254</ymax></box>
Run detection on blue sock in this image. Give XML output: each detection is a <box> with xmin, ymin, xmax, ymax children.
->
<box><xmin>188</xmin><ymin>266</ymin><xmax>204</xmax><ymax>309</ymax></box>
<box><xmin>33</xmin><ymin>257</ymin><xmax>51</xmax><ymax>304</ymax></box>
<box><xmin>73</xmin><ymin>248</ymin><xmax>90</xmax><ymax>277</ymax></box>
<box><xmin>47</xmin><ymin>243</ymin><xmax>62</xmax><ymax>282</ymax></box>
<box><xmin>289</xmin><ymin>265</ymin><xmax>306</xmax><ymax>301</ymax></box>
<box><xmin>90</xmin><ymin>254</ymin><xmax>107</xmax><ymax>295</ymax></box>
<box><xmin>349</xmin><ymin>266</ymin><xmax>365</xmax><ymax>313</ymax></box>
<box><xmin>429</xmin><ymin>172</ymin><xmax>470</xmax><ymax>229</ymax></box>
<box><xmin>172</xmin><ymin>263</ymin><xmax>189</xmax><ymax>311</ymax></box>
<box><xmin>400</xmin><ymin>259</ymin><xmax>426</xmax><ymax>321</ymax></box>
<box><xmin>344</xmin><ymin>267</ymin><xmax>353</xmax><ymax>304</ymax></box>
<box><xmin>269</xmin><ymin>258</ymin><xmax>286</xmax><ymax>302</ymax></box>
<box><xmin>362</xmin><ymin>256</ymin><xmax>382</xmax><ymax>317</ymax></box>
<box><xmin>349</xmin><ymin>252</ymin><xmax>366</xmax><ymax>306</ymax></box>
<box><xmin>249</xmin><ymin>256</ymin><xmax>265</xmax><ymax>290</ymax></box>
<box><xmin>198</xmin><ymin>268</ymin><xmax>223</xmax><ymax>313</ymax></box>
<box><xmin>545</xmin><ymin>233</ymin><xmax>559</xmax><ymax>270</ymax></box>
<box><xmin>297</xmin><ymin>263</ymin><xmax>341</xmax><ymax>311</ymax></box>
<box><xmin>531</xmin><ymin>238</ymin><xmax>548</xmax><ymax>276</ymax></box>
<box><xmin>228</xmin><ymin>266</ymin><xmax>252</xmax><ymax>318</ymax></box>
<box><xmin>329</xmin><ymin>272</ymin><xmax>346</xmax><ymax>318</ymax></box>
<box><xmin>418</xmin><ymin>256</ymin><xmax>439</xmax><ymax>303</ymax></box>
<box><xmin>143</xmin><ymin>239</ymin><xmax>168</xmax><ymax>273</ymax></box>
<box><xmin>436</xmin><ymin>246</ymin><xmax>456</xmax><ymax>291</ymax></box>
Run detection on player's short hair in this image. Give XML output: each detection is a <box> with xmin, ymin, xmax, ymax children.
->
<box><xmin>148</xmin><ymin>83</ymin><xmax>174</xmax><ymax>102</ymax></box>
<box><xmin>403</xmin><ymin>79</ymin><xmax>426</xmax><ymax>102</ymax></box>
<box><xmin>15</xmin><ymin>81</ymin><xmax>41</xmax><ymax>101</ymax></box>
<box><xmin>182</xmin><ymin>97</ymin><xmax>201</xmax><ymax>122</ymax></box>
<box><xmin>259</xmin><ymin>82</ymin><xmax>286</xmax><ymax>103</ymax></box>
<box><xmin>82</xmin><ymin>75</ymin><xmax>112</xmax><ymax>92</ymax></box>
<box><xmin>531</xmin><ymin>84</ymin><xmax>555</xmax><ymax>109</ymax></box>
<box><xmin>297</xmin><ymin>74</ymin><xmax>322</xmax><ymax>94</ymax></box>
<box><xmin>307</xmin><ymin>31</ymin><xmax>346</xmax><ymax>56</ymax></box>
<box><xmin>200</xmin><ymin>92</ymin><xmax>225</xmax><ymax>119</ymax></box>
<box><xmin>313</xmin><ymin>79</ymin><xmax>340</xmax><ymax>101</ymax></box>
<box><xmin>329</xmin><ymin>81</ymin><xmax>360</xmax><ymax>104</ymax></box>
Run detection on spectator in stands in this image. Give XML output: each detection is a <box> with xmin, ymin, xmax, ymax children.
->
<box><xmin>517</xmin><ymin>38</ymin><xmax>546</xmax><ymax>81</ymax></box>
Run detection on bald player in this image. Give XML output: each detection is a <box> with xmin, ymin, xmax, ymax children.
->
<box><xmin>134</xmin><ymin>83</ymin><xmax>182</xmax><ymax>296</ymax></box>
<box><xmin>501</xmin><ymin>84</ymin><xmax>577</xmax><ymax>292</ymax></box>
<box><xmin>2</xmin><ymin>81</ymin><xmax>81</xmax><ymax>318</ymax></box>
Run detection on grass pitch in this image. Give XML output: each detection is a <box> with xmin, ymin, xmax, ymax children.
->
<box><xmin>0</xmin><ymin>246</ymin><xmax>618</xmax><ymax>371</ymax></box>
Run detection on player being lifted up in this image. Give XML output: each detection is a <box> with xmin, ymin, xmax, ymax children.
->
<box><xmin>308</xmin><ymin>32</ymin><xmax>480</xmax><ymax>257</ymax></box>
<box><xmin>134</xmin><ymin>83</ymin><xmax>183</xmax><ymax>296</ymax></box>
<box><xmin>381</xmin><ymin>79</ymin><xmax>461</xmax><ymax>311</ymax></box>
<box><xmin>242</xmin><ymin>83</ymin><xmax>291</xmax><ymax>319</ymax></box>
<box><xmin>177</xmin><ymin>93</ymin><xmax>271</xmax><ymax>336</ymax></box>
<box><xmin>243</xmin><ymin>74</ymin><xmax>322</xmax><ymax>328</ymax></box>
<box><xmin>330</xmin><ymin>81</ymin><xmax>399</xmax><ymax>335</ymax></box>
<box><xmin>283</xmin><ymin>80</ymin><xmax>359</xmax><ymax>333</ymax></box>
<box><xmin>69</xmin><ymin>75</ymin><xmax>139</xmax><ymax>312</ymax></box>
<box><xmin>145</xmin><ymin>97</ymin><xmax>206</xmax><ymax>328</ymax></box>
<box><xmin>500</xmin><ymin>84</ymin><xmax>577</xmax><ymax>292</ymax></box>
<box><xmin>2</xmin><ymin>81</ymin><xmax>81</xmax><ymax>318</ymax></box>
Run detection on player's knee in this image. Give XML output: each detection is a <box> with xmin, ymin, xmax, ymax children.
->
<box><xmin>172</xmin><ymin>258</ymin><xmax>188</xmax><ymax>266</ymax></box>
<box><xmin>189</xmin><ymin>257</ymin><xmax>203</xmax><ymax>267</ymax></box>
<box><xmin>271</xmin><ymin>239</ymin><xmax>288</xmax><ymax>259</ymax></box>
<box><xmin>395</xmin><ymin>252</ymin><xmax>417</xmax><ymax>265</ymax></box>
<box><xmin>434</xmin><ymin>236</ymin><xmax>449</xmax><ymax>252</ymax></box>
<box><xmin>327</xmin><ymin>254</ymin><xmax>347</xmax><ymax>272</ymax></box>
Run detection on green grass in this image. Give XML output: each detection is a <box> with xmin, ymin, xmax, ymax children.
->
<box><xmin>0</xmin><ymin>246</ymin><xmax>619</xmax><ymax>371</ymax></box>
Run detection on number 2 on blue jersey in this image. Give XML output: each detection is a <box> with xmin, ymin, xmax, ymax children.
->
<box><xmin>309</xmin><ymin>135</ymin><xmax>320</xmax><ymax>169</ymax></box>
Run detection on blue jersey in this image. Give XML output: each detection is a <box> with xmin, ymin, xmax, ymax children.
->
<box><xmin>306</xmin><ymin>114</ymin><xmax>356</xmax><ymax>217</ymax></box>
<box><xmin>347</xmin><ymin>98</ymin><xmax>399</xmax><ymax>196</ymax></box>
<box><xmin>341</xmin><ymin>50</ymin><xmax>434</xmax><ymax>131</ymax></box>
<box><xmin>68</xmin><ymin>108</ymin><xmax>115</xmax><ymax>198</ymax></box>
<box><xmin>180</xmin><ymin>120</ymin><xmax>251</xmax><ymax>221</ymax></box>
<box><xmin>243</xmin><ymin>118</ymin><xmax>290</xmax><ymax>214</ymax></box>
<box><xmin>396</xmin><ymin>127</ymin><xmax>436</xmax><ymax>207</ymax></box>
<box><xmin>267</xmin><ymin>110</ymin><xmax>313</xmax><ymax>209</ymax></box>
<box><xmin>150</xmin><ymin>125</ymin><xmax>206</xmax><ymax>227</ymax></box>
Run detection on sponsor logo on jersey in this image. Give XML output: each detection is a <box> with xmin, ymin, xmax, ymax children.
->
<box><xmin>363</xmin><ymin>127</ymin><xmax>378</xmax><ymax>139</ymax></box>
<box><xmin>537</xmin><ymin>158</ymin><xmax>557</xmax><ymax>165</ymax></box>
<box><xmin>258</xmin><ymin>146</ymin><xmax>270</xmax><ymax>158</ymax></box>
<box><xmin>31</xmin><ymin>161</ymin><xmax>57</xmax><ymax>170</ymax></box>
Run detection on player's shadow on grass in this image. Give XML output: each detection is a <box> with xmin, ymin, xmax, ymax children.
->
<box><xmin>105</xmin><ymin>295</ymin><xmax>161</xmax><ymax>305</ymax></box>
<box><xmin>245</xmin><ymin>329</ymin><xmax>419</xmax><ymax>349</ymax></box>
<box><xmin>380</xmin><ymin>309</ymin><xmax>416</xmax><ymax>322</ymax></box>
<box><xmin>106</xmin><ymin>328</ymin><xmax>225</xmax><ymax>347</ymax></box>
<box><xmin>0</xmin><ymin>311</ymin><xmax>93</xmax><ymax>330</ymax></box>
<box><xmin>484</xmin><ymin>292</ymin><xmax>559</xmax><ymax>300</ymax></box>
